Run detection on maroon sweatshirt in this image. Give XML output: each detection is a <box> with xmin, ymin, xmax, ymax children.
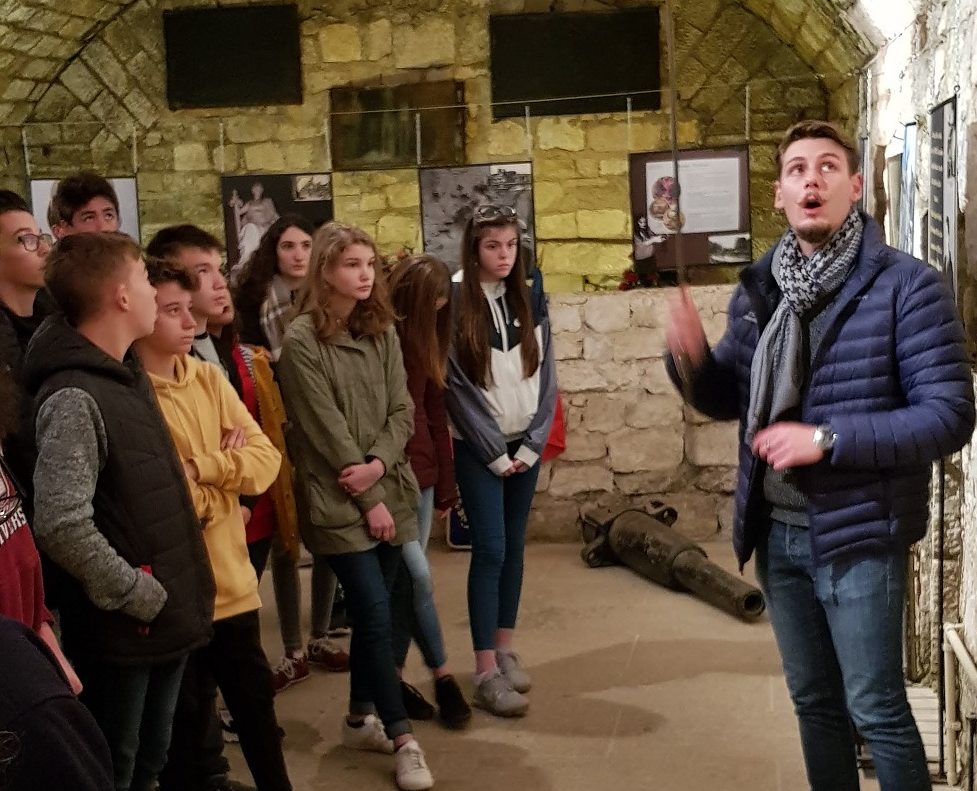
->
<box><xmin>0</xmin><ymin>457</ymin><xmax>52</xmax><ymax>632</ymax></box>
<box><xmin>403</xmin><ymin>353</ymin><xmax>456</xmax><ymax>511</ymax></box>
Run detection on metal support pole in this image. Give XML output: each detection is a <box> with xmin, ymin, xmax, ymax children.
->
<box><xmin>414</xmin><ymin>112</ymin><xmax>422</xmax><ymax>166</ymax></box>
<box><xmin>21</xmin><ymin>127</ymin><xmax>31</xmax><ymax>179</ymax></box>
<box><xmin>524</xmin><ymin>105</ymin><xmax>532</xmax><ymax>160</ymax></box>
<box><xmin>626</xmin><ymin>96</ymin><xmax>633</xmax><ymax>150</ymax></box>
<box><xmin>945</xmin><ymin>626</ymin><xmax>960</xmax><ymax>786</ymax></box>
<box><xmin>744</xmin><ymin>84</ymin><xmax>751</xmax><ymax>141</ymax></box>
<box><xmin>663</xmin><ymin>0</ymin><xmax>684</xmax><ymax>284</ymax></box>
<box><xmin>218</xmin><ymin>121</ymin><xmax>225</xmax><ymax>173</ymax></box>
<box><xmin>939</xmin><ymin>459</ymin><xmax>947</xmax><ymax>778</ymax></box>
<box><xmin>323</xmin><ymin>118</ymin><xmax>332</xmax><ymax>172</ymax></box>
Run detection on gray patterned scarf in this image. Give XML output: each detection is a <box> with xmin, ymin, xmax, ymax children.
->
<box><xmin>745</xmin><ymin>209</ymin><xmax>863</xmax><ymax>444</ymax></box>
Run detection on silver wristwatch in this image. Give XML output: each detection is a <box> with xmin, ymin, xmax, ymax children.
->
<box><xmin>812</xmin><ymin>424</ymin><xmax>837</xmax><ymax>452</ymax></box>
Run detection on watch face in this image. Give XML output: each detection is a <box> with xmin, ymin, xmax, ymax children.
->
<box><xmin>814</xmin><ymin>426</ymin><xmax>834</xmax><ymax>450</ymax></box>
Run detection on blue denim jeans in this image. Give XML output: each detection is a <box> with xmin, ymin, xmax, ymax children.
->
<box><xmin>76</xmin><ymin>655</ymin><xmax>187</xmax><ymax>791</ymax></box>
<box><xmin>250</xmin><ymin>535</ymin><xmax>337</xmax><ymax>653</ymax></box>
<box><xmin>392</xmin><ymin>487</ymin><xmax>448</xmax><ymax>669</ymax></box>
<box><xmin>454</xmin><ymin>438</ymin><xmax>541</xmax><ymax>651</ymax></box>
<box><xmin>320</xmin><ymin>542</ymin><xmax>411</xmax><ymax>740</ymax></box>
<box><xmin>756</xmin><ymin>520</ymin><xmax>930</xmax><ymax>791</ymax></box>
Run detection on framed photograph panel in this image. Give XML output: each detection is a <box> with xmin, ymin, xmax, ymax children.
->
<box><xmin>220</xmin><ymin>172</ymin><xmax>333</xmax><ymax>275</ymax></box>
<box><xmin>929</xmin><ymin>97</ymin><xmax>957</xmax><ymax>300</ymax></box>
<box><xmin>628</xmin><ymin>146</ymin><xmax>751</xmax><ymax>271</ymax></box>
<box><xmin>330</xmin><ymin>81</ymin><xmax>465</xmax><ymax>171</ymax></box>
<box><xmin>30</xmin><ymin>177</ymin><xmax>141</xmax><ymax>241</ymax></box>
<box><xmin>419</xmin><ymin>161</ymin><xmax>535</xmax><ymax>271</ymax></box>
<box><xmin>898</xmin><ymin>121</ymin><xmax>918</xmax><ymax>256</ymax></box>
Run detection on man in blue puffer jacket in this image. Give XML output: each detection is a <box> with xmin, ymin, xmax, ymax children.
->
<box><xmin>666</xmin><ymin>120</ymin><xmax>975</xmax><ymax>791</ymax></box>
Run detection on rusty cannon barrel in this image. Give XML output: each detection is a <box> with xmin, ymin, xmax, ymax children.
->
<box><xmin>580</xmin><ymin>500</ymin><xmax>765</xmax><ymax>622</ymax></box>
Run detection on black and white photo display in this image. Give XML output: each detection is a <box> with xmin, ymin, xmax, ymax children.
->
<box><xmin>220</xmin><ymin>172</ymin><xmax>333</xmax><ymax>276</ymax></box>
<box><xmin>929</xmin><ymin>97</ymin><xmax>957</xmax><ymax>300</ymax></box>
<box><xmin>419</xmin><ymin>162</ymin><xmax>536</xmax><ymax>271</ymax></box>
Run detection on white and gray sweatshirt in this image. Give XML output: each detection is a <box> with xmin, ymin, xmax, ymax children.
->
<box><xmin>445</xmin><ymin>269</ymin><xmax>557</xmax><ymax>475</ymax></box>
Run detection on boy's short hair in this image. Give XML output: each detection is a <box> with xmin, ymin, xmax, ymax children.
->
<box><xmin>0</xmin><ymin>190</ymin><xmax>29</xmax><ymax>218</ymax></box>
<box><xmin>146</xmin><ymin>225</ymin><xmax>223</xmax><ymax>262</ymax></box>
<box><xmin>776</xmin><ymin>120</ymin><xmax>860</xmax><ymax>176</ymax></box>
<box><xmin>145</xmin><ymin>254</ymin><xmax>199</xmax><ymax>291</ymax></box>
<box><xmin>49</xmin><ymin>172</ymin><xmax>120</xmax><ymax>224</ymax></box>
<box><xmin>45</xmin><ymin>233</ymin><xmax>142</xmax><ymax>327</ymax></box>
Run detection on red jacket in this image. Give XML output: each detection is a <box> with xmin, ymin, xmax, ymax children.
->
<box><xmin>0</xmin><ymin>457</ymin><xmax>52</xmax><ymax>632</ymax></box>
<box><xmin>404</xmin><ymin>353</ymin><xmax>456</xmax><ymax>511</ymax></box>
<box><xmin>231</xmin><ymin>345</ymin><xmax>276</xmax><ymax>545</ymax></box>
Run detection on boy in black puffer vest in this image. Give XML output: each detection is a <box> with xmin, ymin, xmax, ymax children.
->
<box><xmin>25</xmin><ymin>233</ymin><xmax>215</xmax><ymax>791</ymax></box>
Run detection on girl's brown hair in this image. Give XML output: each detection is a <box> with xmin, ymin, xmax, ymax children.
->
<box><xmin>387</xmin><ymin>255</ymin><xmax>452</xmax><ymax>388</ymax></box>
<box><xmin>456</xmin><ymin>206</ymin><xmax>539</xmax><ymax>389</ymax></box>
<box><xmin>232</xmin><ymin>214</ymin><xmax>315</xmax><ymax>323</ymax></box>
<box><xmin>294</xmin><ymin>221</ymin><xmax>394</xmax><ymax>343</ymax></box>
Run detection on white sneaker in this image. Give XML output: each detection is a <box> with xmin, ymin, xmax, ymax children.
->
<box><xmin>395</xmin><ymin>740</ymin><xmax>434</xmax><ymax>790</ymax></box>
<box><xmin>496</xmin><ymin>649</ymin><xmax>531</xmax><ymax>693</ymax></box>
<box><xmin>342</xmin><ymin>714</ymin><xmax>395</xmax><ymax>754</ymax></box>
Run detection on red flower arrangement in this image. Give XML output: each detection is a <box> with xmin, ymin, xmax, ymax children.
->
<box><xmin>618</xmin><ymin>263</ymin><xmax>659</xmax><ymax>290</ymax></box>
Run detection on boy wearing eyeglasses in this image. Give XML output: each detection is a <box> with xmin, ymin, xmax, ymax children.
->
<box><xmin>0</xmin><ymin>190</ymin><xmax>54</xmax><ymax>506</ymax></box>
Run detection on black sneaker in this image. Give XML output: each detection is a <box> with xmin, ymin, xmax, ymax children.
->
<box><xmin>435</xmin><ymin>674</ymin><xmax>472</xmax><ymax>729</ymax></box>
<box><xmin>400</xmin><ymin>680</ymin><xmax>435</xmax><ymax>720</ymax></box>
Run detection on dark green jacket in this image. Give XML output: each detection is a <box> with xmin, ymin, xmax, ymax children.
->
<box><xmin>278</xmin><ymin>315</ymin><xmax>419</xmax><ymax>555</ymax></box>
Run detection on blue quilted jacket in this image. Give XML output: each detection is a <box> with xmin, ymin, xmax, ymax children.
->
<box><xmin>669</xmin><ymin>216</ymin><xmax>975</xmax><ymax>568</ymax></box>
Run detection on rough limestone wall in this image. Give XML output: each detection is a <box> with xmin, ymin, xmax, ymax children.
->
<box><xmin>0</xmin><ymin>0</ymin><xmax>848</xmax><ymax>551</ymax></box>
<box><xmin>2</xmin><ymin>0</ymin><xmax>834</xmax><ymax>281</ymax></box>
<box><xmin>531</xmin><ymin>285</ymin><xmax>739</xmax><ymax>542</ymax></box>
<box><xmin>866</xmin><ymin>0</ymin><xmax>977</xmax><ymax>777</ymax></box>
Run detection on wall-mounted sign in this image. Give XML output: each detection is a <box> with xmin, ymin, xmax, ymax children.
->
<box><xmin>898</xmin><ymin>121</ymin><xmax>918</xmax><ymax>256</ymax></box>
<box><xmin>220</xmin><ymin>172</ymin><xmax>333</xmax><ymax>275</ymax></box>
<box><xmin>628</xmin><ymin>146</ymin><xmax>751</xmax><ymax>271</ymax></box>
<box><xmin>419</xmin><ymin>161</ymin><xmax>535</xmax><ymax>272</ymax></box>
<box><xmin>30</xmin><ymin>177</ymin><xmax>141</xmax><ymax>242</ymax></box>
<box><xmin>929</xmin><ymin>97</ymin><xmax>957</xmax><ymax>300</ymax></box>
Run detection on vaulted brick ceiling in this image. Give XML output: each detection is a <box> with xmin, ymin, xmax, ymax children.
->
<box><xmin>0</xmin><ymin>0</ymin><xmax>882</xmax><ymax>126</ymax></box>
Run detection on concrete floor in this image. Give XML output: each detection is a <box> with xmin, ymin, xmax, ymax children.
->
<box><xmin>227</xmin><ymin>541</ymin><xmax>904</xmax><ymax>790</ymax></box>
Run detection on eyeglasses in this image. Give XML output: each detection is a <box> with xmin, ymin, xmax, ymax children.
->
<box><xmin>17</xmin><ymin>232</ymin><xmax>54</xmax><ymax>253</ymax></box>
<box><xmin>472</xmin><ymin>204</ymin><xmax>517</xmax><ymax>224</ymax></box>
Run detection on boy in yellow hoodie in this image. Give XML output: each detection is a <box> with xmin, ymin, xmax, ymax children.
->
<box><xmin>134</xmin><ymin>257</ymin><xmax>293</xmax><ymax>791</ymax></box>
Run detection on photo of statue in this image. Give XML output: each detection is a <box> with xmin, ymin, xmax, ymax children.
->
<box><xmin>221</xmin><ymin>173</ymin><xmax>333</xmax><ymax>273</ymax></box>
<box><xmin>228</xmin><ymin>181</ymin><xmax>280</xmax><ymax>267</ymax></box>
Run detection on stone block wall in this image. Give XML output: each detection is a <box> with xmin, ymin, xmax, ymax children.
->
<box><xmin>0</xmin><ymin>0</ymin><xmax>840</xmax><ymax>288</ymax></box>
<box><xmin>865</xmin><ymin>0</ymin><xmax>977</xmax><ymax>706</ymax></box>
<box><xmin>865</xmin><ymin>2</ymin><xmax>977</xmax><ymax>778</ymax></box>
<box><xmin>529</xmin><ymin>285</ymin><xmax>739</xmax><ymax>542</ymax></box>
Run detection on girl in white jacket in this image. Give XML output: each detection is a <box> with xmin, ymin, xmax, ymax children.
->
<box><xmin>444</xmin><ymin>204</ymin><xmax>556</xmax><ymax>718</ymax></box>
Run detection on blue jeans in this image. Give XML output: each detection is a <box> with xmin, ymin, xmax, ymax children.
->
<box><xmin>454</xmin><ymin>438</ymin><xmax>541</xmax><ymax>651</ymax></box>
<box><xmin>321</xmin><ymin>543</ymin><xmax>411</xmax><ymax>740</ymax></box>
<box><xmin>392</xmin><ymin>487</ymin><xmax>448</xmax><ymax>669</ymax></box>
<box><xmin>250</xmin><ymin>534</ymin><xmax>337</xmax><ymax>652</ymax></box>
<box><xmin>756</xmin><ymin>520</ymin><xmax>930</xmax><ymax>791</ymax></box>
<box><xmin>76</xmin><ymin>655</ymin><xmax>187</xmax><ymax>791</ymax></box>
